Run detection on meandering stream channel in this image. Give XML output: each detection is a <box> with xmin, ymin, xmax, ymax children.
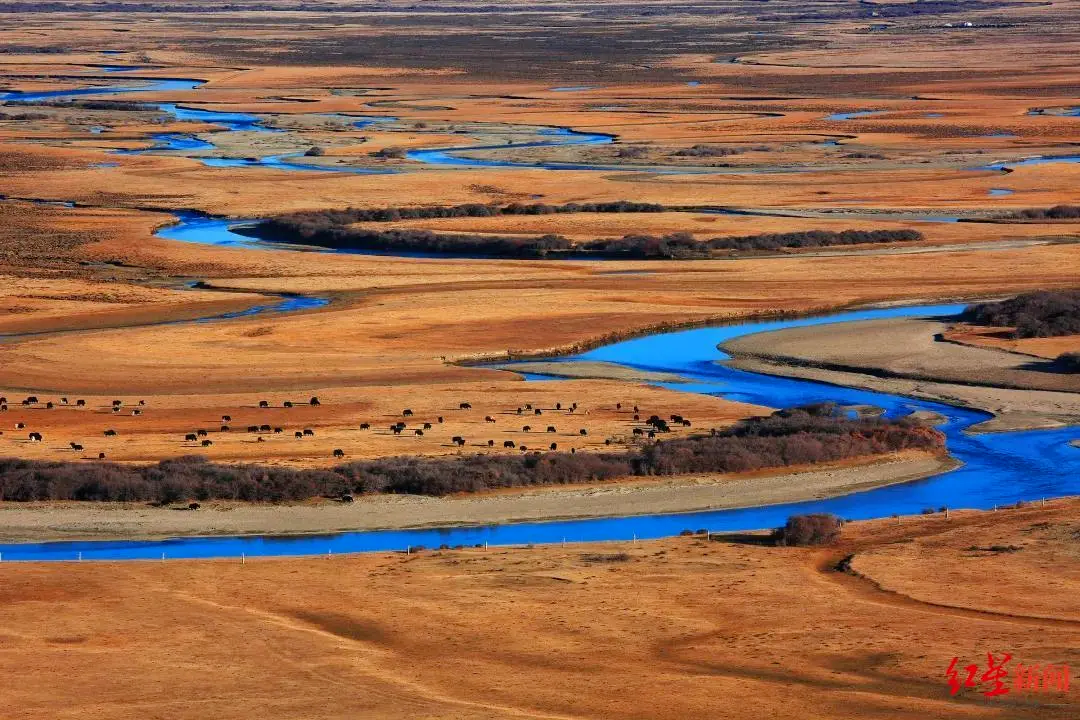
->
<box><xmin>0</xmin><ymin>73</ymin><xmax>1077</xmax><ymax>560</ymax></box>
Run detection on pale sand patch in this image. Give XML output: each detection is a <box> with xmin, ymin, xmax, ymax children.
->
<box><xmin>490</xmin><ymin>360</ymin><xmax>687</xmax><ymax>383</ymax></box>
<box><xmin>730</xmin><ymin>357</ymin><xmax>1080</xmax><ymax>433</ymax></box>
<box><xmin>723</xmin><ymin>316</ymin><xmax>1080</xmax><ymax>432</ymax></box>
<box><xmin>0</xmin><ymin>453</ymin><xmax>953</xmax><ymax>542</ymax></box>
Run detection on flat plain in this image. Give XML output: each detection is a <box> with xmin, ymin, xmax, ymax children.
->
<box><xmin>2</xmin><ymin>1</ymin><xmax>1080</xmax><ymax>717</ymax></box>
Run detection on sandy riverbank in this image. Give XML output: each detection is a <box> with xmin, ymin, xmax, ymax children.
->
<box><xmin>723</xmin><ymin>316</ymin><xmax>1080</xmax><ymax>432</ymax></box>
<box><xmin>0</xmin><ymin>453</ymin><xmax>953</xmax><ymax>542</ymax></box>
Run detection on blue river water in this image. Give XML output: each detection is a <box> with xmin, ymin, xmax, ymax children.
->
<box><xmin>2</xmin><ymin>72</ymin><xmax>1078</xmax><ymax>560</ymax></box>
<box><xmin>1</xmin><ymin>303</ymin><xmax>1077</xmax><ymax>561</ymax></box>
<box><xmin>825</xmin><ymin>110</ymin><xmax>883</xmax><ymax>121</ymax></box>
<box><xmin>0</xmin><ymin>73</ymin><xmax>620</xmax><ymax>172</ymax></box>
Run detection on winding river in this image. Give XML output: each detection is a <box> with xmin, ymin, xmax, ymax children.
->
<box><xmin>0</xmin><ymin>72</ymin><xmax>1078</xmax><ymax>560</ymax></box>
<box><xmin>1</xmin><ymin>303</ymin><xmax>1077</xmax><ymax>561</ymax></box>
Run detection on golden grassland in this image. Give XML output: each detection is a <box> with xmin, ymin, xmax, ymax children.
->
<box><xmin>944</xmin><ymin>325</ymin><xmax>1080</xmax><ymax>359</ymax></box>
<box><xmin>1</xmin><ymin>0</ymin><xmax>1079</xmax><ymax>471</ymax></box>
<box><xmin>0</xmin><ymin>499</ymin><xmax>1076</xmax><ymax>719</ymax></box>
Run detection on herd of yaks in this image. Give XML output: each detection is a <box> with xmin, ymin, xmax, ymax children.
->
<box><xmin>2</xmin><ymin>395</ymin><xmax>146</xmax><ymax>459</ymax></box>
<box><xmin>2</xmin><ymin>394</ymin><xmax>694</xmax><ymax>460</ymax></box>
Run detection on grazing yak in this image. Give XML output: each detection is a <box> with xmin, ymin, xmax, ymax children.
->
<box><xmin>485</xmin><ymin>416</ymin><xmax>496</xmax><ymax>423</ymax></box>
<box><xmin>283</xmin><ymin>401</ymin><xmax>294</xmax><ymax>408</ymax></box>
<box><xmin>522</xmin><ymin>425</ymin><xmax>531</xmax><ymax>432</ymax></box>
<box><xmin>546</xmin><ymin>426</ymin><xmax>557</xmax><ymax>433</ymax></box>
<box><xmin>185</xmin><ymin>433</ymin><xmax>198</xmax><ymax>442</ymax></box>
<box><xmin>247</xmin><ymin>425</ymin><xmax>259</xmax><ymax>433</ymax></box>
<box><xmin>0</xmin><ymin>405</ymin><xmax>7</xmax><ymax>412</ymax></box>
<box><xmin>15</xmin><ymin>422</ymin><xmax>25</xmax><ymax>429</ymax></box>
<box><xmin>302</xmin><ymin>428</ymin><xmax>314</xmax><ymax>436</ymax></box>
<box><xmin>45</xmin><ymin>402</ymin><xmax>54</xmax><ymax>409</ymax></box>
<box><xmin>504</xmin><ymin>440</ymin><xmax>515</xmax><ymax>448</ymax></box>
<box><xmin>201</xmin><ymin>439</ymin><xmax>213</xmax><ymax>447</ymax></box>
<box><xmin>259</xmin><ymin>400</ymin><xmax>270</xmax><ymax>408</ymax></box>
<box><xmin>26</xmin><ymin>396</ymin><xmax>39</xmax><ymax>404</ymax></box>
<box><xmin>360</xmin><ymin>423</ymin><xmax>370</xmax><ymax>430</ymax></box>
<box><xmin>437</xmin><ymin>416</ymin><xmax>444</xmax><ymax>424</ymax></box>
<box><xmin>111</xmin><ymin>400</ymin><xmax>122</xmax><ymax>407</ymax></box>
<box><xmin>333</xmin><ymin>448</ymin><xmax>345</xmax><ymax>458</ymax></box>
<box><xmin>453</xmin><ymin>437</ymin><xmax>466</xmax><ymax>446</ymax></box>
<box><xmin>98</xmin><ymin>452</ymin><xmax>106</xmax><ymax>459</ymax></box>
<box><xmin>534</xmin><ymin>409</ymin><xmax>542</xmax><ymax>416</ymax></box>
<box><xmin>415</xmin><ymin>429</ymin><xmax>424</xmax><ymax>437</ymax></box>
<box><xmin>392</xmin><ymin>425</ymin><xmax>403</xmax><ymax>435</ymax></box>
<box><xmin>197</xmin><ymin>429</ymin><xmax>209</xmax><ymax>437</ymax></box>
<box><xmin>403</xmin><ymin>409</ymin><xmax>414</xmax><ymax>417</ymax></box>
<box><xmin>69</xmin><ymin>442</ymin><xmax>83</xmax><ymax>451</ymax></box>
<box><xmin>556</xmin><ymin>403</ymin><xmax>562</xmax><ymax>410</ymax></box>
<box><xmin>222</xmin><ymin>415</ymin><xmax>232</xmax><ymax>422</ymax></box>
<box><xmin>103</xmin><ymin>429</ymin><xmax>117</xmax><ymax>437</ymax></box>
<box><xmin>274</xmin><ymin>427</ymin><xmax>283</xmax><ymax>434</ymax></box>
<box><xmin>309</xmin><ymin>397</ymin><xmax>321</xmax><ymax>407</ymax></box>
<box><xmin>295</xmin><ymin>431</ymin><xmax>304</xmax><ymax>439</ymax></box>
<box><xmin>459</xmin><ymin>402</ymin><xmax>472</xmax><ymax>410</ymax></box>
<box><xmin>221</xmin><ymin>425</ymin><xmax>230</xmax><ymax>432</ymax></box>
<box><xmin>112</xmin><ymin>406</ymin><xmax>121</xmax><ymax>413</ymax></box>
<box><xmin>423</xmin><ymin>422</ymin><xmax>432</xmax><ymax>429</ymax></box>
<box><xmin>633</xmin><ymin>428</ymin><xmax>644</xmax><ymax>436</ymax></box>
<box><xmin>579</xmin><ymin>429</ymin><xmax>588</xmax><ymax>436</ymax></box>
<box><xmin>28</xmin><ymin>432</ymin><xmax>42</xmax><ymax>442</ymax></box>
<box><xmin>76</xmin><ymin>399</ymin><xmax>86</xmax><ymax>407</ymax></box>
<box><xmin>549</xmin><ymin>442</ymin><xmax>557</xmax><ymax>451</ymax></box>
<box><xmin>487</xmin><ymin>439</ymin><xmax>495</xmax><ymax>446</ymax></box>
<box><xmin>259</xmin><ymin>424</ymin><xmax>271</xmax><ymax>432</ymax></box>
<box><xmin>131</xmin><ymin>409</ymin><xmax>142</xmax><ymax>416</ymax></box>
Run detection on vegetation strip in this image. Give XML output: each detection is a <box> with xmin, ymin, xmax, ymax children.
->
<box><xmin>252</xmin><ymin>202</ymin><xmax>922</xmax><ymax>259</ymax></box>
<box><xmin>0</xmin><ymin>405</ymin><xmax>944</xmax><ymax>504</ymax></box>
<box><xmin>960</xmin><ymin>290</ymin><xmax>1080</xmax><ymax>338</ymax></box>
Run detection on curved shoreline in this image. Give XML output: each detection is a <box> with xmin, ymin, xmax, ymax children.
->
<box><xmin>720</xmin><ymin>315</ymin><xmax>1080</xmax><ymax>433</ymax></box>
<box><xmin>0</xmin><ymin>454</ymin><xmax>955</xmax><ymax>543</ymax></box>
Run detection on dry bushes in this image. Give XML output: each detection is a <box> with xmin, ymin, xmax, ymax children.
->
<box><xmin>0</xmin><ymin>406</ymin><xmax>945</xmax><ymax>504</ymax></box>
<box><xmin>961</xmin><ymin>290</ymin><xmax>1080</xmax><ymax>338</ymax></box>
<box><xmin>1003</xmin><ymin>205</ymin><xmax>1080</xmax><ymax>221</ymax></box>
<box><xmin>773</xmin><ymin>514</ymin><xmax>842</xmax><ymax>546</ymax></box>
<box><xmin>253</xmin><ymin>206</ymin><xmax>923</xmax><ymax>259</ymax></box>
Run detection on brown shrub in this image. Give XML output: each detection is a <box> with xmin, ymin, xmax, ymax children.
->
<box><xmin>774</xmin><ymin>514</ymin><xmax>842</xmax><ymax>546</ymax></box>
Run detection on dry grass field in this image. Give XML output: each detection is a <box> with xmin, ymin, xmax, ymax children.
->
<box><xmin>0</xmin><ymin>499</ymin><xmax>1076</xmax><ymax>720</ymax></box>
<box><xmin>2</xmin><ymin>3</ymin><xmax>1080</xmax><ymax>718</ymax></box>
<box><xmin>1</xmin><ymin>2</ymin><xmax>1080</xmax><ymax>465</ymax></box>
